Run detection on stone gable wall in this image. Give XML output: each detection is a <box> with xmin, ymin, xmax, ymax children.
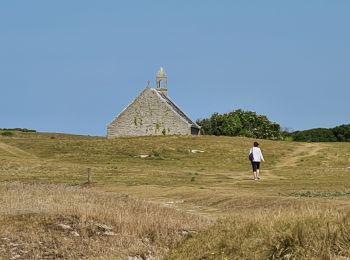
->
<box><xmin>107</xmin><ymin>88</ymin><xmax>191</xmax><ymax>137</ymax></box>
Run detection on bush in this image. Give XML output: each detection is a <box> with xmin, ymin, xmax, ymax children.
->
<box><xmin>291</xmin><ymin>128</ymin><xmax>337</xmax><ymax>142</ymax></box>
<box><xmin>290</xmin><ymin>124</ymin><xmax>350</xmax><ymax>142</ymax></box>
<box><xmin>1</xmin><ymin>131</ymin><xmax>14</xmax><ymax>137</ymax></box>
<box><xmin>0</xmin><ymin>128</ymin><xmax>36</xmax><ymax>133</ymax></box>
<box><xmin>332</xmin><ymin>124</ymin><xmax>350</xmax><ymax>141</ymax></box>
<box><xmin>196</xmin><ymin>109</ymin><xmax>282</xmax><ymax>140</ymax></box>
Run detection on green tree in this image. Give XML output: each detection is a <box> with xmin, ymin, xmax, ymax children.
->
<box><xmin>291</xmin><ymin>128</ymin><xmax>337</xmax><ymax>142</ymax></box>
<box><xmin>332</xmin><ymin>124</ymin><xmax>350</xmax><ymax>141</ymax></box>
<box><xmin>196</xmin><ymin>109</ymin><xmax>282</xmax><ymax>140</ymax></box>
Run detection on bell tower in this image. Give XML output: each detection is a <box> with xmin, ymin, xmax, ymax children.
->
<box><xmin>156</xmin><ymin>67</ymin><xmax>168</xmax><ymax>96</ymax></box>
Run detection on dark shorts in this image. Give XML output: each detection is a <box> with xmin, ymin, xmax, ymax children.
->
<box><xmin>251</xmin><ymin>161</ymin><xmax>260</xmax><ymax>172</ymax></box>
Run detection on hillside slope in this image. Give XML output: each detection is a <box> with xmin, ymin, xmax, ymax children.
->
<box><xmin>0</xmin><ymin>132</ymin><xmax>349</xmax><ymax>259</ymax></box>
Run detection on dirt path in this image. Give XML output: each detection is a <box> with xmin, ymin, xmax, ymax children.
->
<box><xmin>261</xmin><ymin>142</ymin><xmax>324</xmax><ymax>180</ymax></box>
<box><xmin>144</xmin><ymin>143</ymin><xmax>326</xmax><ymax>218</ymax></box>
<box><xmin>274</xmin><ymin>142</ymin><xmax>323</xmax><ymax>169</ymax></box>
<box><xmin>0</xmin><ymin>141</ymin><xmax>37</xmax><ymax>159</ymax></box>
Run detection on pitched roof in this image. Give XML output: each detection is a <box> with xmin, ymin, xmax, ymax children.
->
<box><xmin>155</xmin><ymin>90</ymin><xmax>200</xmax><ymax>129</ymax></box>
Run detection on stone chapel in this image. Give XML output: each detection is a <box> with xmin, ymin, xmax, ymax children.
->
<box><xmin>107</xmin><ymin>67</ymin><xmax>201</xmax><ymax>137</ymax></box>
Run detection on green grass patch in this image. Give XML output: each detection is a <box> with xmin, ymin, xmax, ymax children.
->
<box><xmin>290</xmin><ymin>191</ymin><xmax>350</xmax><ymax>198</ymax></box>
<box><xmin>1</xmin><ymin>131</ymin><xmax>14</xmax><ymax>137</ymax></box>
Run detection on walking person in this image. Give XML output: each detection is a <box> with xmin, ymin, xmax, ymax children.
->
<box><xmin>248</xmin><ymin>142</ymin><xmax>265</xmax><ymax>180</ymax></box>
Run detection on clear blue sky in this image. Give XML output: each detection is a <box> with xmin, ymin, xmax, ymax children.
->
<box><xmin>1</xmin><ymin>1</ymin><xmax>349</xmax><ymax>136</ymax></box>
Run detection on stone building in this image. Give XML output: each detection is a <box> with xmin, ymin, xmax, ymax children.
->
<box><xmin>107</xmin><ymin>68</ymin><xmax>201</xmax><ymax>137</ymax></box>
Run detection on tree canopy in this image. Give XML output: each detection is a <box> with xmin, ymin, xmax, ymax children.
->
<box><xmin>196</xmin><ymin>109</ymin><xmax>282</xmax><ymax>140</ymax></box>
<box><xmin>291</xmin><ymin>124</ymin><xmax>350</xmax><ymax>142</ymax></box>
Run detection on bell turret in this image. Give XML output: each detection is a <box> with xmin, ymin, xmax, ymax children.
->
<box><xmin>156</xmin><ymin>67</ymin><xmax>168</xmax><ymax>96</ymax></box>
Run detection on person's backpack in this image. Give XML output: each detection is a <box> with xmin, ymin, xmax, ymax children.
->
<box><xmin>248</xmin><ymin>151</ymin><xmax>254</xmax><ymax>161</ymax></box>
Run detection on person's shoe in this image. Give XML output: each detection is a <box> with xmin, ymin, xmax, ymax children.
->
<box><xmin>257</xmin><ymin>176</ymin><xmax>261</xmax><ymax>180</ymax></box>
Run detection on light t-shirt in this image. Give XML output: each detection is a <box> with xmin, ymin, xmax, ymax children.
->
<box><xmin>249</xmin><ymin>147</ymin><xmax>265</xmax><ymax>162</ymax></box>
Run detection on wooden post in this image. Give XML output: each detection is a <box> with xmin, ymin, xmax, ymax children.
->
<box><xmin>87</xmin><ymin>168</ymin><xmax>92</xmax><ymax>183</ymax></box>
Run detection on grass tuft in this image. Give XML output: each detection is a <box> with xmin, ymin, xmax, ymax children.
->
<box><xmin>0</xmin><ymin>182</ymin><xmax>210</xmax><ymax>259</ymax></box>
<box><xmin>291</xmin><ymin>191</ymin><xmax>350</xmax><ymax>198</ymax></box>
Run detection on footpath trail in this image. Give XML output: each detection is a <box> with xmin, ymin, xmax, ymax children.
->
<box><xmin>0</xmin><ymin>141</ymin><xmax>37</xmax><ymax>159</ymax></box>
<box><xmin>150</xmin><ymin>143</ymin><xmax>326</xmax><ymax>219</ymax></box>
<box><xmin>141</xmin><ymin>143</ymin><xmax>326</xmax><ymax>219</ymax></box>
<box><xmin>261</xmin><ymin>142</ymin><xmax>323</xmax><ymax>179</ymax></box>
<box><xmin>275</xmin><ymin>142</ymin><xmax>323</xmax><ymax>169</ymax></box>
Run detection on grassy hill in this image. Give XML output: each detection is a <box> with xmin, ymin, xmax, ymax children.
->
<box><xmin>0</xmin><ymin>131</ymin><xmax>349</xmax><ymax>259</ymax></box>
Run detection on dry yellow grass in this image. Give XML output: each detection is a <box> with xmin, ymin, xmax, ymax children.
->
<box><xmin>0</xmin><ymin>131</ymin><xmax>349</xmax><ymax>259</ymax></box>
<box><xmin>166</xmin><ymin>203</ymin><xmax>350</xmax><ymax>259</ymax></box>
<box><xmin>0</xmin><ymin>182</ymin><xmax>209</xmax><ymax>259</ymax></box>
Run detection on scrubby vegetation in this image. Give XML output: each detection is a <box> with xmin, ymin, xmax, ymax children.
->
<box><xmin>291</xmin><ymin>128</ymin><xmax>337</xmax><ymax>142</ymax></box>
<box><xmin>0</xmin><ymin>128</ymin><xmax>36</xmax><ymax>133</ymax></box>
<box><xmin>196</xmin><ymin>109</ymin><xmax>282</xmax><ymax>140</ymax></box>
<box><xmin>0</xmin><ymin>128</ymin><xmax>36</xmax><ymax>137</ymax></box>
<box><xmin>0</xmin><ymin>131</ymin><xmax>14</xmax><ymax>137</ymax></box>
<box><xmin>196</xmin><ymin>110</ymin><xmax>349</xmax><ymax>142</ymax></box>
<box><xmin>333</xmin><ymin>124</ymin><xmax>350</xmax><ymax>141</ymax></box>
<box><xmin>291</xmin><ymin>124</ymin><xmax>350</xmax><ymax>142</ymax></box>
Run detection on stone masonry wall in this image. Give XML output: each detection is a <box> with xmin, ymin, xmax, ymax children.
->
<box><xmin>107</xmin><ymin>88</ymin><xmax>191</xmax><ymax>137</ymax></box>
